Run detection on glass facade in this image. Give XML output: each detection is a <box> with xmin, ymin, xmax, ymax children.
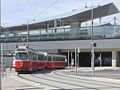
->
<box><xmin>1</xmin><ymin>25</ymin><xmax>120</xmax><ymax>42</ymax></box>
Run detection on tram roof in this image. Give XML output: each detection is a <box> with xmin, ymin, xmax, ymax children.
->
<box><xmin>2</xmin><ymin>3</ymin><xmax>119</xmax><ymax>32</ymax></box>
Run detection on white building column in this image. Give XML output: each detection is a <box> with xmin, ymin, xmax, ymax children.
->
<box><xmin>112</xmin><ymin>51</ymin><xmax>117</xmax><ymax>67</ymax></box>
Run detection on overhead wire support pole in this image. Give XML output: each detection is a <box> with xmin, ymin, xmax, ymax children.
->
<box><xmin>75</xmin><ymin>46</ymin><xmax>77</xmax><ymax>75</ymax></box>
<box><xmin>68</xmin><ymin>51</ymin><xmax>70</xmax><ymax>71</ymax></box>
<box><xmin>77</xmin><ymin>47</ymin><xmax>80</xmax><ymax>67</ymax></box>
<box><xmin>91</xmin><ymin>3</ymin><xmax>95</xmax><ymax>77</ymax></box>
<box><xmin>1</xmin><ymin>43</ymin><xmax>3</xmax><ymax>77</ymax></box>
<box><xmin>85</xmin><ymin>1</ymin><xmax>95</xmax><ymax>77</ymax></box>
<box><xmin>71</xmin><ymin>52</ymin><xmax>73</xmax><ymax>71</ymax></box>
<box><xmin>91</xmin><ymin>4</ymin><xmax>94</xmax><ymax>41</ymax></box>
<box><xmin>27</xmin><ymin>19</ymin><xmax>29</xmax><ymax>47</ymax></box>
<box><xmin>0</xmin><ymin>0</ymin><xmax>2</xmax><ymax>89</ymax></box>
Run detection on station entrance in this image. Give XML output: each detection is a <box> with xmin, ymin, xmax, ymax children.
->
<box><xmin>62</xmin><ymin>52</ymin><xmax>112</xmax><ymax>67</ymax></box>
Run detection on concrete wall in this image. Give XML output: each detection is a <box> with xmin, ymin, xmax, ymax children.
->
<box><xmin>3</xmin><ymin>39</ymin><xmax>120</xmax><ymax>52</ymax></box>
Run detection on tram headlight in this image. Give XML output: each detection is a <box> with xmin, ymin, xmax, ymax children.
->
<box><xmin>20</xmin><ymin>61</ymin><xmax>23</xmax><ymax>67</ymax></box>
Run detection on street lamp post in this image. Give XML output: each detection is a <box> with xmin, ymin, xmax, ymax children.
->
<box><xmin>91</xmin><ymin>4</ymin><xmax>95</xmax><ymax>77</ymax></box>
<box><xmin>75</xmin><ymin>47</ymin><xmax>80</xmax><ymax>75</ymax></box>
<box><xmin>85</xmin><ymin>2</ymin><xmax>95</xmax><ymax>77</ymax></box>
<box><xmin>91</xmin><ymin>41</ymin><xmax>95</xmax><ymax>77</ymax></box>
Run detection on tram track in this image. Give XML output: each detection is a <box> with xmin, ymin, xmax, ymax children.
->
<box><xmin>18</xmin><ymin>74</ymin><xmax>63</xmax><ymax>89</ymax></box>
<box><xmin>18</xmin><ymin>70</ymin><xmax>120</xmax><ymax>90</ymax></box>
<box><xmin>30</xmin><ymin>74</ymin><xmax>98</xmax><ymax>90</ymax></box>
<box><xmin>53</xmin><ymin>70</ymin><xmax>120</xmax><ymax>89</ymax></box>
<box><xmin>46</xmin><ymin>73</ymin><xmax>120</xmax><ymax>89</ymax></box>
<box><xmin>32</xmin><ymin>71</ymin><xmax>120</xmax><ymax>90</ymax></box>
<box><xmin>31</xmin><ymin>72</ymin><xmax>99</xmax><ymax>90</ymax></box>
<box><xmin>19</xmin><ymin>73</ymin><xmax>94</xmax><ymax>90</ymax></box>
<box><xmin>19</xmin><ymin>73</ymin><xmax>97</xmax><ymax>90</ymax></box>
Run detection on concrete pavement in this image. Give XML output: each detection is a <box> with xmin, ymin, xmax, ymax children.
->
<box><xmin>2</xmin><ymin>68</ymin><xmax>44</xmax><ymax>90</ymax></box>
<box><xmin>2</xmin><ymin>67</ymin><xmax>120</xmax><ymax>90</ymax></box>
<box><xmin>2</xmin><ymin>77</ymin><xmax>33</xmax><ymax>90</ymax></box>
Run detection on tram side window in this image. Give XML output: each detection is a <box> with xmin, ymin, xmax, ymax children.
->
<box><xmin>29</xmin><ymin>52</ymin><xmax>32</xmax><ymax>61</ymax></box>
<box><xmin>44</xmin><ymin>56</ymin><xmax>48</xmax><ymax>61</ymax></box>
<box><xmin>59</xmin><ymin>57</ymin><xmax>64</xmax><ymax>61</ymax></box>
<box><xmin>54</xmin><ymin>57</ymin><xmax>65</xmax><ymax>62</ymax></box>
<box><xmin>53</xmin><ymin>56</ymin><xmax>55</xmax><ymax>61</ymax></box>
<box><xmin>53</xmin><ymin>56</ymin><xmax>60</xmax><ymax>61</ymax></box>
<box><xmin>61</xmin><ymin>57</ymin><xmax>65</xmax><ymax>61</ymax></box>
<box><xmin>33</xmin><ymin>54</ymin><xmax>37</xmax><ymax>61</ymax></box>
<box><xmin>38</xmin><ymin>55</ymin><xmax>44</xmax><ymax>61</ymax></box>
<box><xmin>48</xmin><ymin>56</ymin><xmax>51</xmax><ymax>61</ymax></box>
<box><xmin>38</xmin><ymin>55</ymin><xmax>41</xmax><ymax>61</ymax></box>
<box><xmin>52</xmin><ymin>56</ymin><xmax>57</xmax><ymax>61</ymax></box>
<box><xmin>29</xmin><ymin>52</ymin><xmax>37</xmax><ymax>61</ymax></box>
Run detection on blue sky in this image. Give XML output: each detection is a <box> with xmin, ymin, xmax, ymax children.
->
<box><xmin>2</xmin><ymin>0</ymin><xmax>120</xmax><ymax>27</ymax></box>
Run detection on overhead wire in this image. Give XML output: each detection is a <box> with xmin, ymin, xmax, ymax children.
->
<box><xmin>3</xmin><ymin>0</ymin><xmax>59</xmax><ymax>27</ymax></box>
<box><xmin>33</xmin><ymin>0</ymin><xmax>59</xmax><ymax>20</ymax></box>
<box><xmin>4</xmin><ymin>0</ymin><xmax>120</xmax><ymax>27</ymax></box>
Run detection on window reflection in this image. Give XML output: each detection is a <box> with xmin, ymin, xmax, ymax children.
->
<box><xmin>15</xmin><ymin>52</ymin><xmax>28</xmax><ymax>60</ymax></box>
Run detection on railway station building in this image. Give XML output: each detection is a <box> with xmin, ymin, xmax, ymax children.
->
<box><xmin>1</xmin><ymin>3</ymin><xmax>120</xmax><ymax>67</ymax></box>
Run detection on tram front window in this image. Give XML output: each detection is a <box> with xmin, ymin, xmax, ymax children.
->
<box><xmin>15</xmin><ymin>52</ymin><xmax>28</xmax><ymax>60</ymax></box>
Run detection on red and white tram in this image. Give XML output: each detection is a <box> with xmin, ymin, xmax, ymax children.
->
<box><xmin>12</xmin><ymin>46</ymin><xmax>67</xmax><ymax>73</ymax></box>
